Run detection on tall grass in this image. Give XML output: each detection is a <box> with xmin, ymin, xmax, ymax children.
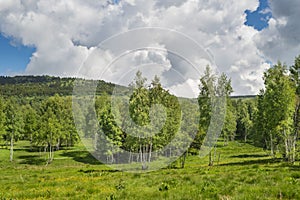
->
<box><xmin>0</xmin><ymin>141</ymin><xmax>299</xmax><ymax>199</ymax></box>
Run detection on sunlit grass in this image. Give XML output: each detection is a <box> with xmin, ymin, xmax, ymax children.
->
<box><xmin>0</xmin><ymin>141</ymin><xmax>299</xmax><ymax>199</ymax></box>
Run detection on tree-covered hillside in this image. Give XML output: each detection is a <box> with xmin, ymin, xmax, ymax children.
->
<box><xmin>0</xmin><ymin>76</ymin><xmax>124</xmax><ymax>97</ymax></box>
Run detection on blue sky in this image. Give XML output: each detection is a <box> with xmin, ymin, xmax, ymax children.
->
<box><xmin>0</xmin><ymin>0</ymin><xmax>271</xmax><ymax>76</ymax></box>
<box><xmin>245</xmin><ymin>0</ymin><xmax>272</xmax><ymax>31</ymax></box>
<box><xmin>0</xmin><ymin>36</ymin><xmax>35</xmax><ymax>76</ymax></box>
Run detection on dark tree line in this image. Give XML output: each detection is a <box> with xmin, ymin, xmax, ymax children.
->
<box><xmin>0</xmin><ymin>75</ymin><xmax>121</xmax><ymax>97</ymax></box>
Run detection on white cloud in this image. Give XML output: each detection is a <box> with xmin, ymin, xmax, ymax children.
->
<box><xmin>255</xmin><ymin>0</ymin><xmax>300</xmax><ymax>66</ymax></box>
<box><xmin>167</xmin><ymin>78</ymin><xmax>200</xmax><ymax>98</ymax></box>
<box><xmin>259</xmin><ymin>8</ymin><xmax>272</xmax><ymax>15</ymax></box>
<box><xmin>0</xmin><ymin>0</ymin><xmax>277</xmax><ymax>96</ymax></box>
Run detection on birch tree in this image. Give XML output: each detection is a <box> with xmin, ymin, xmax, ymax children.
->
<box><xmin>289</xmin><ymin>55</ymin><xmax>300</xmax><ymax>162</ymax></box>
<box><xmin>37</xmin><ymin>95</ymin><xmax>64</xmax><ymax>164</ymax></box>
<box><xmin>0</xmin><ymin>97</ymin><xmax>5</xmax><ymax>145</ymax></box>
<box><xmin>4</xmin><ymin>98</ymin><xmax>24</xmax><ymax>161</ymax></box>
<box><xmin>263</xmin><ymin>62</ymin><xmax>296</xmax><ymax>160</ymax></box>
<box><xmin>129</xmin><ymin>71</ymin><xmax>151</xmax><ymax>169</ymax></box>
<box><xmin>197</xmin><ymin>66</ymin><xmax>216</xmax><ymax>166</ymax></box>
<box><xmin>23</xmin><ymin>104</ymin><xmax>38</xmax><ymax>150</ymax></box>
<box><xmin>236</xmin><ymin>99</ymin><xmax>254</xmax><ymax>143</ymax></box>
<box><xmin>197</xmin><ymin>67</ymin><xmax>232</xmax><ymax>165</ymax></box>
<box><xmin>252</xmin><ymin>90</ymin><xmax>268</xmax><ymax>148</ymax></box>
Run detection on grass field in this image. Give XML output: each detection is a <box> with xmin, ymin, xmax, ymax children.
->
<box><xmin>0</xmin><ymin>141</ymin><xmax>299</xmax><ymax>200</ymax></box>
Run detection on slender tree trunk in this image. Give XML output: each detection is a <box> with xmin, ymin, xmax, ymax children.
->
<box><xmin>284</xmin><ymin>139</ymin><xmax>289</xmax><ymax>161</ymax></box>
<box><xmin>139</xmin><ymin>144</ymin><xmax>143</xmax><ymax>164</ymax></box>
<box><xmin>292</xmin><ymin>100</ymin><xmax>300</xmax><ymax>163</ymax></box>
<box><xmin>51</xmin><ymin>146</ymin><xmax>54</xmax><ymax>162</ymax></box>
<box><xmin>46</xmin><ymin>143</ymin><xmax>54</xmax><ymax>165</ymax></box>
<box><xmin>46</xmin><ymin>144</ymin><xmax>51</xmax><ymax>165</ymax></box>
<box><xmin>285</xmin><ymin>134</ymin><xmax>297</xmax><ymax>163</ymax></box>
<box><xmin>148</xmin><ymin>142</ymin><xmax>152</xmax><ymax>163</ymax></box>
<box><xmin>143</xmin><ymin>145</ymin><xmax>147</xmax><ymax>163</ymax></box>
<box><xmin>49</xmin><ymin>144</ymin><xmax>52</xmax><ymax>163</ymax></box>
<box><xmin>283</xmin><ymin>129</ymin><xmax>296</xmax><ymax>163</ymax></box>
<box><xmin>223</xmin><ymin>136</ymin><xmax>229</xmax><ymax>146</ymax></box>
<box><xmin>30</xmin><ymin>133</ymin><xmax>33</xmax><ymax>151</ymax></box>
<box><xmin>292</xmin><ymin>134</ymin><xmax>297</xmax><ymax>163</ymax></box>
<box><xmin>56</xmin><ymin>138</ymin><xmax>60</xmax><ymax>151</ymax></box>
<box><xmin>10</xmin><ymin>132</ymin><xmax>14</xmax><ymax>162</ymax></box>
<box><xmin>217</xmin><ymin>153</ymin><xmax>221</xmax><ymax>165</ymax></box>
<box><xmin>283</xmin><ymin>129</ymin><xmax>288</xmax><ymax>161</ymax></box>
<box><xmin>128</xmin><ymin>151</ymin><xmax>132</xmax><ymax>163</ymax></box>
<box><xmin>270</xmin><ymin>134</ymin><xmax>275</xmax><ymax>157</ymax></box>
<box><xmin>44</xmin><ymin>145</ymin><xmax>47</xmax><ymax>159</ymax></box>
<box><xmin>208</xmin><ymin>150</ymin><xmax>213</xmax><ymax>166</ymax></box>
<box><xmin>213</xmin><ymin>146</ymin><xmax>217</xmax><ymax>164</ymax></box>
<box><xmin>111</xmin><ymin>154</ymin><xmax>114</xmax><ymax>164</ymax></box>
<box><xmin>181</xmin><ymin>152</ymin><xmax>187</xmax><ymax>168</ymax></box>
<box><xmin>145</xmin><ymin>145</ymin><xmax>148</xmax><ymax>162</ymax></box>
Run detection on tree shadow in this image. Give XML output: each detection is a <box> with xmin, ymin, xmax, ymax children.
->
<box><xmin>219</xmin><ymin>158</ymin><xmax>282</xmax><ymax>166</ymax></box>
<box><xmin>21</xmin><ymin>146</ymin><xmax>74</xmax><ymax>153</ymax></box>
<box><xmin>268</xmin><ymin>162</ymin><xmax>300</xmax><ymax>171</ymax></box>
<box><xmin>18</xmin><ymin>155</ymin><xmax>46</xmax><ymax>165</ymax></box>
<box><xmin>230</xmin><ymin>154</ymin><xmax>269</xmax><ymax>158</ymax></box>
<box><xmin>78</xmin><ymin>169</ymin><xmax>119</xmax><ymax>173</ymax></box>
<box><xmin>288</xmin><ymin>165</ymin><xmax>300</xmax><ymax>171</ymax></box>
<box><xmin>61</xmin><ymin>151</ymin><xmax>103</xmax><ymax>165</ymax></box>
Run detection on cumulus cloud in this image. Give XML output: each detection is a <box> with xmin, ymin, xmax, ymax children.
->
<box><xmin>255</xmin><ymin>0</ymin><xmax>300</xmax><ymax>66</ymax></box>
<box><xmin>167</xmin><ymin>79</ymin><xmax>200</xmax><ymax>98</ymax></box>
<box><xmin>0</xmin><ymin>0</ymin><xmax>276</xmax><ymax>96</ymax></box>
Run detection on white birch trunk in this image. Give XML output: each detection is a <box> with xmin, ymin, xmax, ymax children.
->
<box><xmin>270</xmin><ymin>134</ymin><xmax>274</xmax><ymax>157</ymax></box>
<box><xmin>148</xmin><ymin>142</ymin><xmax>152</xmax><ymax>163</ymax></box>
<box><xmin>10</xmin><ymin>132</ymin><xmax>14</xmax><ymax>162</ymax></box>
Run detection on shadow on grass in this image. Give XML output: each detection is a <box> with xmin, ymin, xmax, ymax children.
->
<box><xmin>78</xmin><ymin>169</ymin><xmax>119</xmax><ymax>173</ymax></box>
<box><xmin>270</xmin><ymin>162</ymin><xmax>300</xmax><ymax>171</ymax></box>
<box><xmin>230</xmin><ymin>154</ymin><xmax>269</xmax><ymax>158</ymax></box>
<box><xmin>19</xmin><ymin>146</ymin><xmax>75</xmax><ymax>153</ymax></box>
<box><xmin>18</xmin><ymin>155</ymin><xmax>46</xmax><ymax>165</ymax></box>
<box><xmin>288</xmin><ymin>165</ymin><xmax>300</xmax><ymax>171</ymax></box>
<box><xmin>219</xmin><ymin>158</ymin><xmax>282</xmax><ymax>166</ymax></box>
<box><xmin>61</xmin><ymin>151</ymin><xmax>103</xmax><ymax>165</ymax></box>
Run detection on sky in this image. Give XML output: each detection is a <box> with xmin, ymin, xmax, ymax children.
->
<box><xmin>0</xmin><ymin>0</ymin><xmax>299</xmax><ymax>97</ymax></box>
<box><xmin>0</xmin><ymin>35</ymin><xmax>35</xmax><ymax>75</ymax></box>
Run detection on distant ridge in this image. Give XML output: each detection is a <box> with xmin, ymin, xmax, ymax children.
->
<box><xmin>0</xmin><ymin>75</ymin><xmax>258</xmax><ymax>99</ymax></box>
<box><xmin>0</xmin><ymin>75</ymin><xmax>121</xmax><ymax>97</ymax></box>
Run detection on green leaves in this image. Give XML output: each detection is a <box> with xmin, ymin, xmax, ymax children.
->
<box><xmin>3</xmin><ymin>98</ymin><xmax>24</xmax><ymax>141</ymax></box>
<box><xmin>254</xmin><ymin>60</ymin><xmax>298</xmax><ymax>161</ymax></box>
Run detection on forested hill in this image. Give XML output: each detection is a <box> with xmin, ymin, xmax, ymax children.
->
<box><xmin>0</xmin><ymin>75</ymin><xmax>257</xmax><ymax>99</ymax></box>
<box><xmin>0</xmin><ymin>76</ymin><xmax>124</xmax><ymax>97</ymax></box>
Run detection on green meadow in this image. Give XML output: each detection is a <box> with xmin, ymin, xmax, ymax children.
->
<box><xmin>1</xmin><ymin>141</ymin><xmax>299</xmax><ymax>200</ymax></box>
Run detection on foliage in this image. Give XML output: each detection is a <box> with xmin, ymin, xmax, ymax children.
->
<box><xmin>0</xmin><ymin>75</ymin><xmax>121</xmax><ymax>97</ymax></box>
<box><xmin>253</xmin><ymin>61</ymin><xmax>298</xmax><ymax>162</ymax></box>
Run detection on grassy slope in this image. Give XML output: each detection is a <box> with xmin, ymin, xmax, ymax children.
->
<box><xmin>0</xmin><ymin>141</ymin><xmax>299</xmax><ymax>200</ymax></box>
